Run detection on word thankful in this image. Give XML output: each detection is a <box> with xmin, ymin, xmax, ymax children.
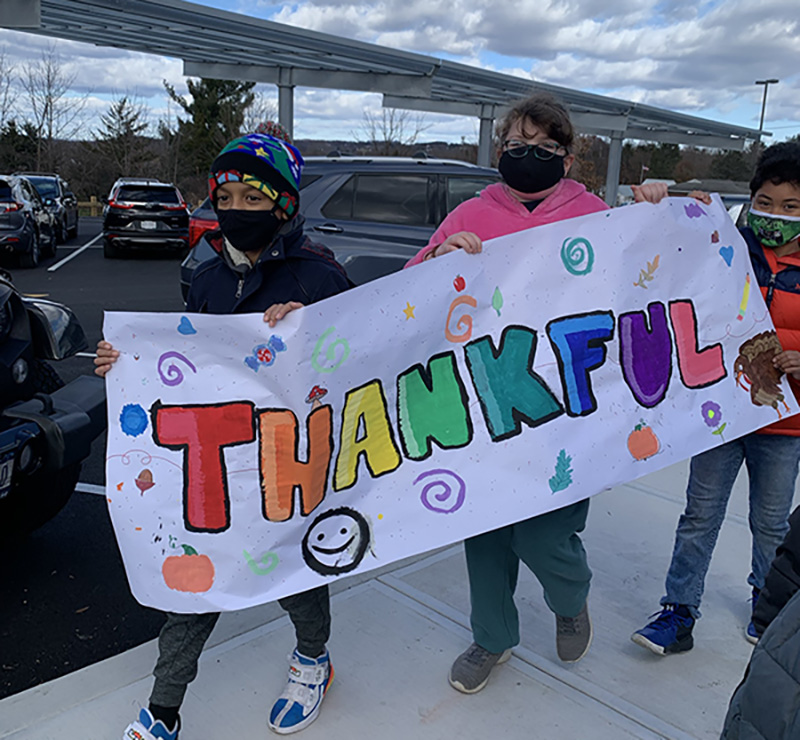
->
<box><xmin>152</xmin><ymin>299</ymin><xmax>724</xmax><ymax>533</ymax></box>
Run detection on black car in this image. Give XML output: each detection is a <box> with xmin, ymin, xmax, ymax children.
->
<box><xmin>180</xmin><ymin>155</ymin><xmax>499</xmax><ymax>299</ymax></box>
<box><xmin>0</xmin><ymin>175</ymin><xmax>57</xmax><ymax>268</ymax></box>
<box><xmin>16</xmin><ymin>172</ymin><xmax>79</xmax><ymax>243</ymax></box>
<box><xmin>102</xmin><ymin>178</ymin><xmax>190</xmax><ymax>258</ymax></box>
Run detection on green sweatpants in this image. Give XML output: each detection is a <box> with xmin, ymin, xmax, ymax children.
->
<box><xmin>465</xmin><ymin>499</ymin><xmax>592</xmax><ymax>654</ymax></box>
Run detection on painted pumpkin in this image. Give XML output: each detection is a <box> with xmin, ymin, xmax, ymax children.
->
<box><xmin>627</xmin><ymin>422</ymin><xmax>660</xmax><ymax>461</ymax></box>
<box><xmin>162</xmin><ymin>545</ymin><xmax>215</xmax><ymax>593</ymax></box>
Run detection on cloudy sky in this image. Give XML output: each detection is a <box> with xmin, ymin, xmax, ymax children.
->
<box><xmin>0</xmin><ymin>0</ymin><xmax>797</xmax><ymax>144</ymax></box>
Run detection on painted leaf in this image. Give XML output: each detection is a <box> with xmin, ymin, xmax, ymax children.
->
<box><xmin>548</xmin><ymin>449</ymin><xmax>573</xmax><ymax>493</ymax></box>
<box><xmin>492</xmin><ymin>286</ymin><xmax>504</xmax><ymax>316</ymax></box>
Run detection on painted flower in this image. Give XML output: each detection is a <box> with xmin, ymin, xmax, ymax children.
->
<box><xmin>701</xmin><ymin>401</ymin><xmax>722</xmax><ymax>428</ymax></box>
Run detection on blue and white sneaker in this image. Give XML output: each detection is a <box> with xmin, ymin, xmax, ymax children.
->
<box><xmin>268</xmin><ymin>649</ymin><xmax>333</xmax><ymax>735</ymax></box>
<box><xmin>122</xmin><ymin>708</ymin><xmax>180</xmax><ymax>740</ymax></box>
<box><xmin>631</xmin><ymin>604</ymin><xmax>695</xmax><ymax>655</ymax></box>
<box><xmin>746</xmin><ymin>587</ymin><xmax>761</xmax><ymax>644</ymax></box>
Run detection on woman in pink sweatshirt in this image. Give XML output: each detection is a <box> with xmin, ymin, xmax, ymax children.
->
<box><xmin>406</xmin><ymin>92</ymin><xmax>662</xmax><ymax>695</ymax></box>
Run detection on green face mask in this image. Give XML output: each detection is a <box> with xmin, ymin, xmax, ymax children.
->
<box><xmin>747</xmin><ymin>208</ymin><xmax>800</xmax><ymax>248</ymax></box>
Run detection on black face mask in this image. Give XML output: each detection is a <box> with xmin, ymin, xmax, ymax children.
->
<box><xmin>216</xmin><ymin>209</ymin><xmax>285</xmax><ymax>253</ymax></box>
<box><xmin>498</xmin><ymin>150</ymin><xmax>566</xmax><ymax>195</ymax></box>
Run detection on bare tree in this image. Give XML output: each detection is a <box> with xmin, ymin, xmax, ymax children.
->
<box><xmin>0</xmin><ymin>48</ymin><xmax>17</xmax><ymax>127</ymax></box>
<box><xmin>20</xmin><ymin>44</ymin><xmax>88</xmax><ymax>171</ymax></box>
<box><xmin>242</xmin><ymin>90</ymin><xmax>278</xmax><ymax>135</ymax></box>
<box><xmin>357</xmin><ymin>107</ymin><xmax>430</xmax><ymax>155</ymax></box>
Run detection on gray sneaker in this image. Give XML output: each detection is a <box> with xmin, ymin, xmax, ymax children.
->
<box><xmin>448</xmin><ymin>643</ymin><xmax>512</xmax><ymax>694</ymax></box>
<box><xmin>556</xmin><ymin>603</ymin><xmax>592</xmax><ymax>663</ymax></box>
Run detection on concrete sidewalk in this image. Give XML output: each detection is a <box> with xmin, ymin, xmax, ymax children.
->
<box><xmin>1</xmin><ymin>460</ymin><xmax>781</xmax><ymax>740</ymax></box>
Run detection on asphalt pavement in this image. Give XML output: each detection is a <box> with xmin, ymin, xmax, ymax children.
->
<box><xmin>1</xmin><ymin>220</ymin><xmax>185</xmax><ymax>699</ymax></box>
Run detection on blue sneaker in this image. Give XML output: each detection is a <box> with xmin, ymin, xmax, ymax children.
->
<box><xmin>746</xmin><ymin>587</ymin><xmax>760</xmax><ymax>644</ymax></box>
<box><xmin>122</xmin><ymin>708</ymin><xmax>179</xmax><ymax>740</ymax></box>
<box><xmin>269</xmin><ymin>649</ymin><xmax>333</xmax><ymax>735</ymax></box>
<box><xmin>631</xmin><ymin>605</ymin><xmax>695</xmax><ymax>655</ymax></box>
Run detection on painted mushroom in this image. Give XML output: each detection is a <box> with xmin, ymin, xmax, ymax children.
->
<box><xmin>306</xmin><ymin>385</ymin><xmax>328</xmax><ymax>410</ymax></box>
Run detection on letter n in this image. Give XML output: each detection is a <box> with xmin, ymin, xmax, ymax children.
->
<box><xmin>152</xmin><ymin>401</ymin><xmax>255</xmax><ymax>533</ymax></box>
<box><xmin>257</xmin><ymin>406</ymin><xmax>333</xmax><ymax>522</ymax></box>
<box><xmin>397</xmin><ymin>352</ymin><xmax>473</xmax><ymax>460</ymax></box>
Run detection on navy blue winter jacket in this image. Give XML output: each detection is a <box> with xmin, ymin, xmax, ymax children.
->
<box><xmin>186</xmin><ymin>218</ymin><xmax>351</xmax><ymax>314</ymax></box>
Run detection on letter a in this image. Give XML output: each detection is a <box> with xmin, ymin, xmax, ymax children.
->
<box><xmin>334</xmin><ymin>380</ymin><xmax>401</xmax><ymax>491</ymax></box>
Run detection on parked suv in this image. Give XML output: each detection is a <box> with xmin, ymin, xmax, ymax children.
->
<box><xmin>0</xmin><ymin>174</ymin><xmax>56</xmax><ymax>268</ymax></box>
<box><xmin>102</xmin><ymin>178</ymin><xmax>190</xmax><ymax>259</ymax></box>
<box><xmin>16</xmin><ymin>172</ymin><xmax>79</xmax><ymax>243</ymax></box>
<box><xmin>180</xmin><ymin>155</ymin><xmax>499</xmax><ymax>299</ymax></box>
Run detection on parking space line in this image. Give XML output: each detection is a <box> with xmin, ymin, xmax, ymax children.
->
<box><xmin>47</xmin><ymin>233</ymin><xmax>103</xmax><ymax>272</ymax></box>
<box><xmin>75</xmin><ymin>482</ymin><xmax>106</xmax><ymax>496</ymax></box>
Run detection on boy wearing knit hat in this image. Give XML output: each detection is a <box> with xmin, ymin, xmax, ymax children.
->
<box><xmin>95</xmin><ymin>132</ymin><xmax>351</xmax><ymax>738</ymax></box>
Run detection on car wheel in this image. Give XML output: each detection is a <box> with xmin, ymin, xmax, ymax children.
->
<box><xmin>103</xmin><ymin>237</ymin><xmax>120</xmax><ymax>259</ymax></box>
<box><xmin>67</xmin><ymin>216</ymin><xmax>78</xmax><ymax>239</ymax></box>
<box><xmin>19</xmin><ymin>230</ymin><xmax>41</xmax><ymax>268</ymax></box>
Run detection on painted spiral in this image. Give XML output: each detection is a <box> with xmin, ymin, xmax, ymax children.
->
<box><xmin>157</xmin><ymin>351</ymin><xmax>198</xmax><ymax>386</ymax></box>
<box><xmin>312</xmin><ymin>326</ymin><xmax>351</xmax><ymax>374</ymax></box>
<box><xmin>414</xmin><ymin>468</ymin><xmax>466</xmax><ymax>514</ymax></box>
<box><xmin>560</xmin><ymin>237</ymin><xmax>595</xmax><ymax>276</ymax></box>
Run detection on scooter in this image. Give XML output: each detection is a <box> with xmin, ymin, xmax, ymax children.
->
<box><xmin>0</xmin><ymin>268</ymin><xmax>106</xmax><ymax>541</ymax></box>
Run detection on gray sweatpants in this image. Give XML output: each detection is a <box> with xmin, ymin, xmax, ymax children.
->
<box><xmin>150</xmin><ymin>585</ymin><xmax>331</xmax><ymax>708</ymax></box>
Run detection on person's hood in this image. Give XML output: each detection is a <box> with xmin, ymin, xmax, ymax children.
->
<box><xmin>478</xmin><ymin>179</ymin><xmax>596</xmax><ymax>224</ymax></box>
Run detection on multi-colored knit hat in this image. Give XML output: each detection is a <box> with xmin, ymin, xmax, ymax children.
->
<box><xmin>255</xmin><ymin>120</ymin><xmax>292</xmax><ymax>143</ymax></box>
<box><xmin>208</xmin><ymin>133</ymin><xmax>304</xmax><ymax>218</ymax></box>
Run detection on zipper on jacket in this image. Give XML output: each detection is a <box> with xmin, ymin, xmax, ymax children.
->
<box><xmin>235</xmin><ymin>276</ymin><xmax>244</xmax><ymax>299</ymax></box>
<box><xmin>766</xmin><ymin>272</ymin><xmax>776</xmax><ymax>308</ymax></box>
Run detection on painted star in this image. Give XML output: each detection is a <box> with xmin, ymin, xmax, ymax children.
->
<box><xmin>403</xmin><ymin>301</ymin><xmax>416</xmax><ymax>320</ymax></box>
<box><xmin>255</xmin><ymin>146</ymin><xmax>267</xmax><ymax>157</ymax></box>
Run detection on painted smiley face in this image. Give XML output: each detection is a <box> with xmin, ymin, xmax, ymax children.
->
<box><xmin>301</xmin><ymin>507</ymin><xmax>370</xmax><ymax>576</ymax></box>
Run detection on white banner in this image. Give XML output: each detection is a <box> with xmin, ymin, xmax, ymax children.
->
<box><xmin>104</xmin><ymin>196</ymin><xmax>797</xmax><ymax>612</ymax></box>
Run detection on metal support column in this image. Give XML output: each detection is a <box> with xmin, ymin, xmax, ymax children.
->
<box><xmin>477</xmin><ymin>104</ymin><xmax>496</xmax><ymax>167</ymax></box>
<box><xmin>277</xmin><ymin>68</ymin><xmax>295</xmax><ymax>140</ymax></box>
<box><xmin>604</xmin><ymin>131</ymin><xmax>624</xmax><ymax>206</ymax></box>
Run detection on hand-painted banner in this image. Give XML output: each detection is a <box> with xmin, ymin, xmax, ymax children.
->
<box><xmin>104</xmin><ymin>196</ymin><xmax>797</xmax><ymax>612</ymax></box>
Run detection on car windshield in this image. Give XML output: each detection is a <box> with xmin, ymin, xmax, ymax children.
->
<box><xmin>117</xmin><ymin>186</ymin><xmax>180</xmax><ymax>204</ymax></box>
<box><xmin>27</xmin><ymin>177</ymin><xmax>57</xmax><ymax>198</ymax></box>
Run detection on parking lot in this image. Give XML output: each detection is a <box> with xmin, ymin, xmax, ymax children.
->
<box><xmin>1</xmin><ymin>218</ymin><xmax>186</xmax><ymax>699</ymax></box>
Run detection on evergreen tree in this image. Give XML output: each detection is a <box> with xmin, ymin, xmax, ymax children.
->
<box><xmin>0</xmin><ymin>119</ymin><xmax>38</xmax><ymax>171</ymax></box>
<box><xmin>94</xmin><ymin>96</ymin><xmax>154</xmax><ymax>179</ymax></box>
<box><xmin>163</xmin><ymin>78</ymin><xmax>256</xmax><ymax>182</ymax></box>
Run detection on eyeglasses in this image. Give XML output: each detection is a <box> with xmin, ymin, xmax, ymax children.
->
<box><xmin>502</xmin><ymin>139</ymin><xmax>567</xmax><ymax>160</ymax></box>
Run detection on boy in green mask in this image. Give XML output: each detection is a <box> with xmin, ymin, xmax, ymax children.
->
<box><xmin>633</xmin><ymin>141</ymin><xmax>800</xmax><ymax>656</ymax></box>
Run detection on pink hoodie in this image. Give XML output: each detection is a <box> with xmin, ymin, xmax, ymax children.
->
<box><xmin>405</xmin><ymin>179</ymin><xmax>608</xmax><ymax>267</ymax></box>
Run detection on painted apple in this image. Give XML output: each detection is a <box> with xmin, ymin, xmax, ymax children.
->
<box><xmin>453</xmin><ymin>274</ymin><xmax>466</xmax><ymax>292</ymax></box>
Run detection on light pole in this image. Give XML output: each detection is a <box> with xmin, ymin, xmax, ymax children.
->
<box><xmin>755</xmin><ymin>79</ymin><xmax>779</xmax><ymax>134</ymax></box>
